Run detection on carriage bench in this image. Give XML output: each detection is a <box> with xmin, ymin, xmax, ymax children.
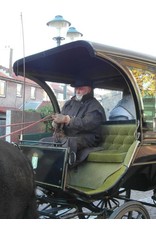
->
<box><xmin>87</xmin><ymin>123</ymin><xmax>137</xmax><ymax>163</ymax></box>
<box><xmin>67</xmin><ymin>122</ymin><xmax>139</xmax><ymax>194</ymax></box>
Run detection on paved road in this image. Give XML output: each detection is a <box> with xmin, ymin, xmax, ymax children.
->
<box><xmin>130</xmin><ymin>190</ymin><xmax>156</xmax><ymax>219</ymax></box>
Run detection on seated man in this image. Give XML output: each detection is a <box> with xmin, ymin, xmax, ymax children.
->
<box><xmin>41</xmin><ymin>79</ymin><xmax>106</xmax><ymax>165</ymax></box>
<box><xmin>109</xmin><ymin>88</ymin><xmax>136</xmax><ymax>121</ymax></box>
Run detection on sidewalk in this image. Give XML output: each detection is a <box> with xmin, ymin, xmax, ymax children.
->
<box><xmin>131</xmin><ymin>190</ymin><xmax>156</xmax><ymax>219</ymax></box>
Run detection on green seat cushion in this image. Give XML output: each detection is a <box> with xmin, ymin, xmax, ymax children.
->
<box><xmin>68</xmin><ymin>162</ymin><xmax>123</xmax><ymax>189</ymax></box>
<box><xmin>87</xmin><ymin>150</ymin><xmax>126</xmax><ymax>163</ymax></box>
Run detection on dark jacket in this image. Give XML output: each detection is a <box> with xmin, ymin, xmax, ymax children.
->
<box><xmin>61</xmin><ymin>93</ymin><xmax>106</xmax><ymax>149</ymax></box>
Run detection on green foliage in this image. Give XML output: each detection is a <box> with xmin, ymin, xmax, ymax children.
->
<box><xmin>129</xmin><ymin>67</ymin><xmax>156</xmax><ymax>96</ymax></box>
<box><xmin>37</xmin><ymin>104</ymin><xmax>54</xmax><ymax>132</ymax></box>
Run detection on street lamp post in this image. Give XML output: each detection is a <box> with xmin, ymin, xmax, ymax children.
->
<box><xmin>67</xmin><ymin>27</ymin><xmax>83</xmax><ymax>41</ymax></box>
<box><xmin>47</xmin><ymin>15</ymin><xmax>71</xmax><ymax>46</ymax></box>
<box><xmin>47</xmin><ymin>15</ymin><xmax>83</xmax><ymax>100</ymax></box>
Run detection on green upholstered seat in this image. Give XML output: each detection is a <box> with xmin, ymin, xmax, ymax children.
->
<box><xmin>87</xmin><ymin>124</ymin><xmax>136</xmax><ymax>163</ymax></box>
<box><xmin>87</xmin><ymin>150</ymin><xmax>126</xmax><ymax>163</ymax></box>
<box><xmin>67</xmin><ymin>123</ymin><xmax>138</xmax><ymax>195</ymax></box>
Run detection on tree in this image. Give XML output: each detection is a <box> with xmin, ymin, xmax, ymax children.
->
<box><xmin>129</xmin><ymin>67</ymin><xmax>156</xmax><ymax>96</ymax></box>
<box><xmin>37</xmin><ymin>104</ymin><xmax>54</xmax><ymax>132</ymax></box>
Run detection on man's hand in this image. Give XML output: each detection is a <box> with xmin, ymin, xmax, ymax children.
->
<box><xmin>52</xmin><ymin>114</ymin><xmax>70</xmax><ymax>124</ymax></box>
<box><xmin>52</xmin><ymin>121</ymin><xmax>59</xmax><ymax>129</ymax></box>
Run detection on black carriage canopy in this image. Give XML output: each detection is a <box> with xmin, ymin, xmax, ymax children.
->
<box><xmin>13</xmin><ymin>40</ymin><xmax>156</xmax><ymax>89</ymax></box>
<box><xmin>13</xmin><ymin>40</ymin><xmax>130</xmax><ymax>89</ymax></box>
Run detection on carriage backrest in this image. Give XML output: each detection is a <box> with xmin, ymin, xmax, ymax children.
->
<box><xmin>87</xmin><ymin>121</ymin><xmax>137</xmax><ymax>163</ymax></box>
<box><xmin>101</xmin><ymin>122</ymin><xmax>137</xmax><ymax>152</ymax></box>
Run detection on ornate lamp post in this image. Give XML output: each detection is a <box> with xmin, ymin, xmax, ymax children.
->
<box><xmin>47</xmin><ymin>15</ymin><xmax>83</xmax><ymax>45</ymax></box>
<box><xmin>47</xmin><ymin>15</ymin><xmax>71</xmax><ymax>46</ymax></box>
<box><xmin>67</xmin><ymin>27</ymin><xmax>83</xmax><ymax>41</ymax></box>
<box><xmin>47</xmin><ymin>15</ymin><xmax>83</xmax><ymax>99</ymax></box>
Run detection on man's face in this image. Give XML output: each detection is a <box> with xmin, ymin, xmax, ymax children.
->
<box><xmin>75</xmin><ymin>86</ymin><xmax>92</xmax><ymax>101</ymax></box>
<box><xmin>75</xmin><ymin>86</ymin><xmax>91</xmax><ymax>95</ymax></box>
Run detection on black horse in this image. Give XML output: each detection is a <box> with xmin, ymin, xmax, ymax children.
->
<box><xmin>0</xmin><ymin>140</ymin><xmax>38</xmax><ymax>218</ymax></box>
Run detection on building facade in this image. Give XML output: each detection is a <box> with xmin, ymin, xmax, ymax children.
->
<box><xmin>0</xmin><ymin>66</ymin><xmax>74</xmax><ymax>141</ymax></box>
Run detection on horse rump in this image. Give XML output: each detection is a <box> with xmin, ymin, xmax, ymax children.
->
<box><xmin>0</xmin><ymin>140</ymin><xmax>38</xmax><ymax>219</ymax></box>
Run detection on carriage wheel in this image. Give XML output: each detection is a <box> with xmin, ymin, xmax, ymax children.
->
<box><xmin>109</xmin><ymin>201</ymin><xmax>150</xmax><ymax>219</ymax></box>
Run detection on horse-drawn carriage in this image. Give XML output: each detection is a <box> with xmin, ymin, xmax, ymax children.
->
<box><xmin>13</xmin><ymin>40</ymin><xmax>156</xmax><ymax>219</ymax></box>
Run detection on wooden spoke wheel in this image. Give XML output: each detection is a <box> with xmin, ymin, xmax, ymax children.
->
<box><xmin>109</xmin><ymin>201</ymin><xmax>150</xmax><ymax>219</ymax></box>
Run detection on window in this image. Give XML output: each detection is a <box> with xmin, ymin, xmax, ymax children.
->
<box><xmin>31</xmin><ymin>86</ymin><xmax>36</xmax><ymax>99</ymax></box>
<box><xmin>43</xmin><ymin>90</ymin><xmax>50</xmax><ymax>101</ymax></box>
<box><xmin>94</xmin><ymin>88</ymin><xmax>123</xmax><ymax>120</ymax></box>
<box><xmin>16</xmin><ymin>83</ymin><xmax>22</xmax><ymax>97</ymax></box>
<box><xmin>128</xmin><ymin>66</ymin><xmax>156</xmax><ymax>131</ymax></box>
<box><xmin>0</xmin><ymin>80</ymin><xmax>6</xmax><ymax>97</ymax></box>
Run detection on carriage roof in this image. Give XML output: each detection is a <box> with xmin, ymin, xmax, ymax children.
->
<box><xmin>13</xmin><ymin>40</ymin><xmax>156</xmax><ymax>88</ymax></box>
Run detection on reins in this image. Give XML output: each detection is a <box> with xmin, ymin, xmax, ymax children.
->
<box><xmin>0</xmin><ymin>114</ymin><xmax>52</xmax><ymax>139</ymax></box>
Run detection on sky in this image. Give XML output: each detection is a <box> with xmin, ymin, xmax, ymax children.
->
<box><xmin>0</xmin><ymin>0</ymin><xmax>156</xmax><ymax>68</ymax></box>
